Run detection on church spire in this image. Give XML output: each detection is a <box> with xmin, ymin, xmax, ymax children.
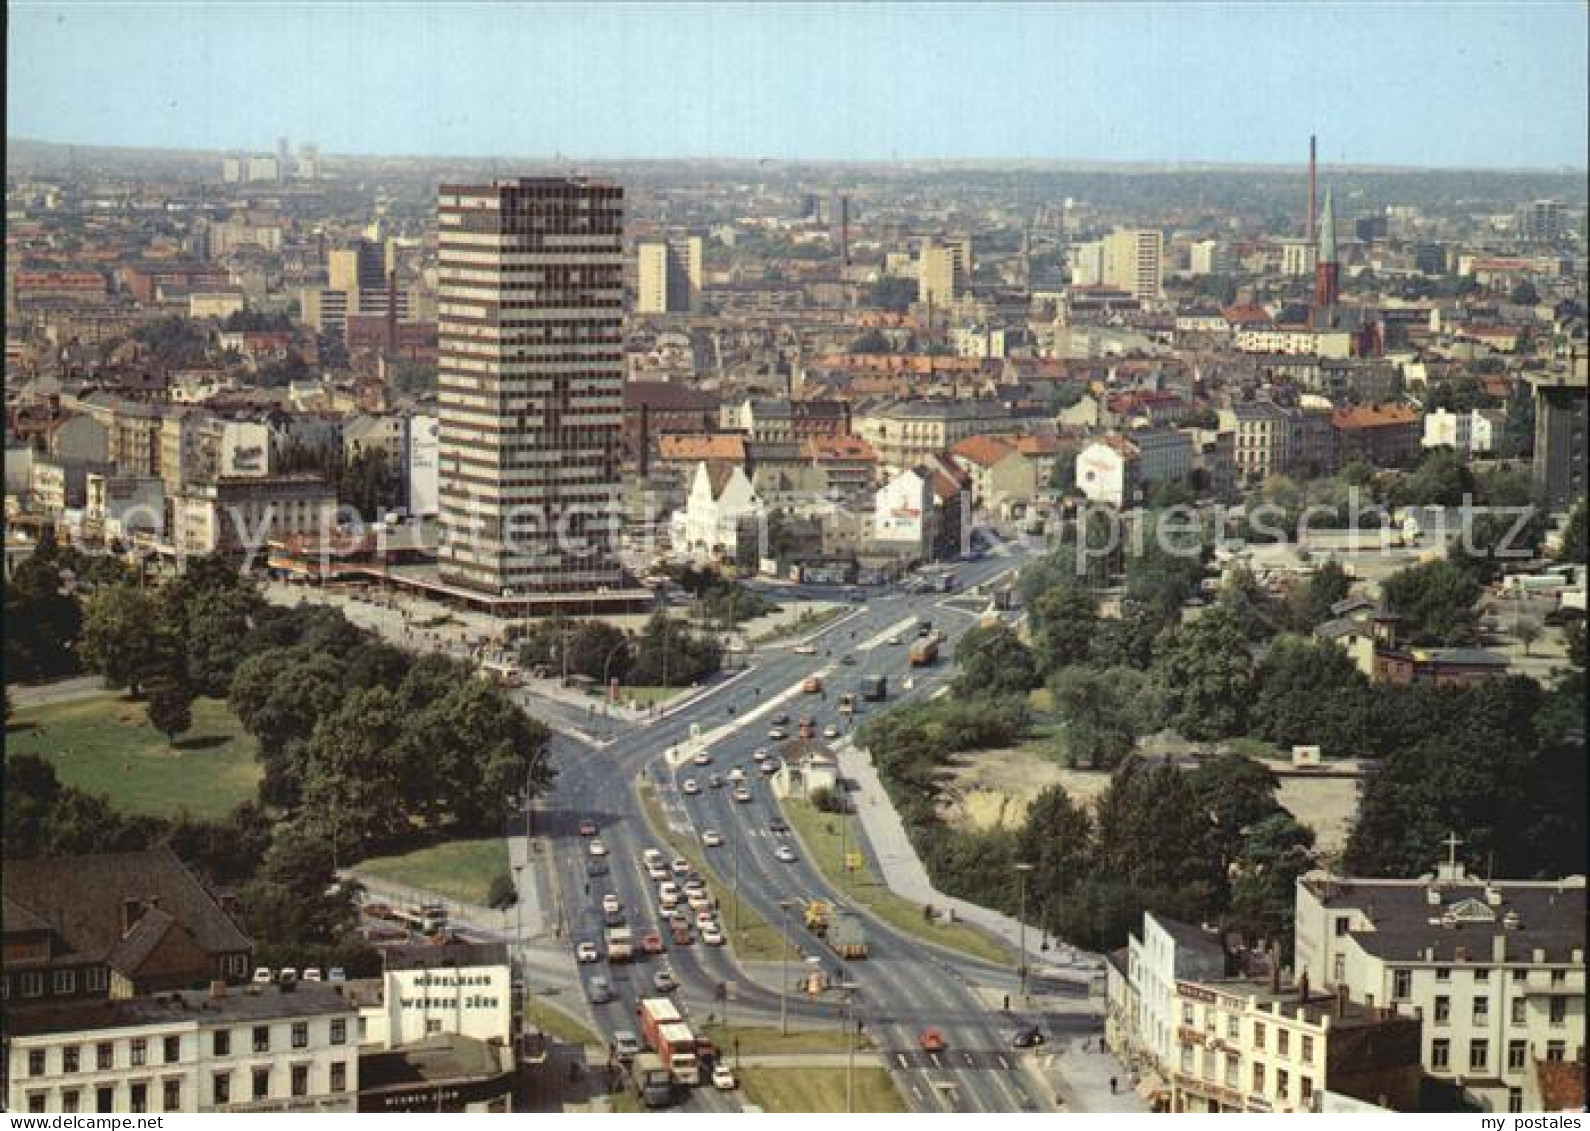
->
<box><xmin>1317</xmin><ymin>185</ymin><xmax>1338</xmax><ymax>265</ymax></box>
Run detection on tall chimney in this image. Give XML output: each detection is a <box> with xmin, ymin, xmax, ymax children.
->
<box><xmin>1308</xmin><ymin>135</ymin><xmax>1318</xmax><ymax>245</ymax></box>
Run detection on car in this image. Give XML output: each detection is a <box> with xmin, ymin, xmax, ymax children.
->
<box><xmin>733</xmin><ymin>787</ymin><xmax>752</xmax><ymax>803</ymax></box>
<box><xmin>688</xmin><ymin>891</ymin><xmax>715</xmax><ymax>912</ymax></box>
<box><xmin>641</xmin><ymin>931</ymin><xmax>665</xmax><ymax>955</ymax></box>
<box><xmin>647</xmin><ymin>862</ymin><xmax>670</xmax><ymax>881</ymax></box>
<box><xmin>579</xmin><ymin>819</ymin><xmax>598</xmax><ymax>837</ymax></box>
<box><xmin>643</xmin><ymin>848</ymin><xmax>665</xmax><ymax>867</ymax></box>
<box><xmin>604</xmin><ymin>908</ymin><xmax>625</xmax><ymax>928</ymax></box>
<box><xmin>602</xmin><ymin>893</ymin><xmax>621</xmax><ymax>915</ymax></box>
<box><xmin>839</xmin><ymin>655</ymin><xmax>857</xmax><ymax>666</ymax></box>
<box><xmin>919</xmin><ymin>1029</ymin><xmax>946</xmax><ymax>1053</ymax></box>
<box><xmin>682</xmin><ymin>778</ymin><xmax>700</xmax><ymax>796</ymax></box>
<box><xmin>302</xmin><ymin>967</ymin><xmax>323</xmax><ymax>983</ymax></box>
<box><xmin>728</xmin><ymin>766</ymin><xmax>747</xmax><ymax>782</ymax></box>
<box><xmin>702</xmin><ymin>830</ymin><xmax>724</xmax><ymax>847</ymax></box>
<box><xmin>693</xmin><ymin>750</ymin><xmax>712</xmax><ymax>765</ymax></box>
<box><xmin>653</xmin><ymin>970</ymin><xmax>678</xmax><ymax>993</ymax></box>
<box><xmin>888</xmin><ymin>636</ymin><xmax>904</xmax><ymax>646</ymax></box>
<box><xmin>614</xmin><ymin>1030</ymin><xmax>642</xmax><ymax>1062</ymax></box>
<box><xmin>758</xmin><ymin>759</ymin><xmax>779</xmax><ymax>776</ymax></box>
<box><xmin>774</xmin><ymin>845</ymin><xmax>797</xmax><ymax>863</ymax></box>
<box><xmin>587</xmin><ymin>858</ymin><xmax>610</xmax><ymax>877</ymax></box>
<box><xmin>802</xmin><ymin>676</ymin><xmax>823</xmax><ymax>693</ymax></box>
<box><xmin>709</xmin><ymin>774</ymin><xmax>725</xmax><ymax>789</ymax></box>
<box><xmin>1011</xmin><ymin>1026</ymin><xmax>1046</xmax><ymax>1049</ymax></box>
<box><xmin>587</xmin><ymin>977</ymin><xmax>615</xmax><ymax>1005</ymax></box>
<box><xmin>769</xmin><ymin>818</ymin><xmax>790</xmax><ymax>834</ymax></box>
<box><xmin>576</xmin><ymin>941</ymin><xmax>600</xmax><ymax>963</ymax></box>
<box><xmin>767</xmin><ymin>727</ymin><xmax>788</xmax><ymax>741</ymax></box>
<box><xmin>700</xmin><ymin>923</ymin><xmax>725</xmax><ymax>946</ymax></box>
<box><xmin>588</xmin><ymin>840</ymin><xmax>608</xmax><ymax>857</ymax></box>
<box><xmin>252</xmin><ymin>967</ymin><xmax>273</xmax><ymax>984</ymax></box>
<box><xmin>682</xmin><ymin>877</ymin><xmax>706</xmax><ymax>894</ymax></box>
<box><xmin>772</xmin><ymin>713</ymin><xmax>791</xmax><ymax>726</ymax></box>
<box><xmin>671</xmin><ymin>858</ymin><xmax>690</xmax><ymax>876</ymax></box>
<box><xmin>823</xmin><ymin>723</ymin><xmax>841</xmax><ymax>739</ymax></box>
<box><xmin>278</xmin><ymin>968</ymin><xmax>298</xmax><ymax>985</ymax></box>
<box><xmin>752</xmin><ymin>747</ymin><xmax>770</xmax><ymax>763</ymax></box>
<box><xmin>671</xmin><ymin>923</ymin><xmax>694</xmax><ymax>945</ymax></box>
<box><xmin>794</xmin><ymin>644</ymin><xmax>817</xmax><ymax>655</ymax></box>
<box><xmin>712</xmin><ymin>1063</ymin><xmax>737</xmax><ymax>1090</ymax></box>
<box><xmin>327</xmin><ymin>967</ymin><xmax>347</xmax><ymax>983</ymax></box>
<box><xmin>659</xmin><ymin>882</ymin><xmax>681</xmax><ymax>906</ymax></box>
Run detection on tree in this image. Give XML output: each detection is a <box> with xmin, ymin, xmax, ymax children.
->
<box><xmin>1380</xmin><ymin>560</ymin><xmax>1482</xmax><ymax>645</ymax></box>
<box><xmin>1151</xmin><ymin>606</ymin><xmax>1253</xmax><ymax>740</ymax></box>
<box><xmin>80</xmin><ymin>584</ymin><xmax>168</xmax><ymax>696</ymax></box>
<box><xmin>1283</xmin><ymin>559</ymin><xmax>1352</xmax><ymax>632</ymax></box>
<box><xmin>1561</xmin><ymin>497</ymin><xmax>1588</xmax><ymax>564</ymax></box>
<box><xmin>1390</xmin><ymin>447</ymin><xmax>1476</xmax><ymax>508</ymax></box>
<box><xmin>1216</xmin><ymin>567</ymin><xmax>1282</xmax><ymax>641</ymax></box>
<box><xmin>1452</xmin><ymin>509</ymin><xmax>1548</xmax><ymax>585</ymax></box>
<box><xmin>1014</xmin><ymin>786</ymin><xmax>1094</xmax><ymax>928</ymax></box>
<box><xmin>487</xmin><ymin>872</ymin><xmax>519</xmax><ymax>910</ymax></box>
<box><xmin>1027</xmin><ymin>582</ymin><xmax>1099</xmax><ymax>674</ymax></box>
<box><xmin>1510</xmin><ymin>280</ymin><xmax>1540</xmax><ymax>307</ymax></box>
<box><xmin>300</xmin><ymin>687</ymin><xmax>409</xmax><ymax>857</ymax></box>
<box><xmin>237</xmin><ymin>821</ymin><xmax>361</xmax><ymax>947</ymax></box>
<box><xmin>952</xmin><ymin>625</ymin><xmax>1040</xmax><ymax>698</ymax></box>
<box><xmin>1252</xmin><ymin>637</ymin><xmax>1374</xmax><ymax>756</ymax></box>
<box><xmin>3</xmin><ymin>555</ymin><xmax>84</xmax><ymax>681</ymax></box>
<box><xmin>145</xmin><ymin>677</ymin><xmax>194</xmax><ymax>746</ymax></box>
<box><xmin>1514</xmin><ymin>618</ymin><xmax>1543</xmax><ymax>656</ymax></box>
<box><xmin>1187</xmin><ymin>752</ymin><xmax>1284</xmax><ymax>877</ymax></box>
<box><xmin>869</xmin><ymin>276</ymin><xmax>917</xmax><ymax>312</ymax></box>
<box><xmin>848</xmin><ymin>329</ymin><xmax>892</xmax><ymax>354</ymax></box>
<box><xmin>628</xmin><ymin>613</ymin><xmax>721</xmax><ymax>687</ymax></box>
<box><xmin>1093</xmin><ymin>757</ymin><xmax>1223</xmax><ymax>896</ymax></box>
<box><xmin>340</xmin><ymin>447</ymin><xmax>399</xmax><ymax>521</ymax></box>
<box><xmin>1229</xmin><ymin>813</ymin><xmax>1316</xmax><ymax>949</ymax></box>
<box><xmin>177</xmin><ymin>583</ymin><xmax>263</xmax><ymax>699</ymax></box>
<box><xmin>1047</xmin><ymin>667</ymin><xmax>1145</xmax><ymax>770</ymax></box>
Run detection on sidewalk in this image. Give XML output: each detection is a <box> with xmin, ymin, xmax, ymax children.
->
<box><xmin>1038</xmin><ymin>1042</ymin><xmax>1149</xmax><ymax>1113</ymax></box>
<box><xmin>833</xmin><ymin>738</ymin><xmax>1100</xmax><ymax>980</ymax></box>
<box><xmin>7</xmin><ymin>674</ymin><xmax>108</xmax><ymax>707</ymax></box>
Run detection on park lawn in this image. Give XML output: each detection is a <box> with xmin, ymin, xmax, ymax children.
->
<box><xmin>700</xmin><ymin>1022</ymin><xmax>872</xmax><ymax>1057</ymax></box>
<box><xmin>7</xmin><ymin>692</ymin><xmax>260</xmax><ymax>819</ymax></box>
<box><xmin>358</xmin><ymin>838</ymin><xmax>509</xmax><ymax>908</ymax></box>
<box><xmin>524</xmin><ymin>996</ymin><xmax>602</xmax><ymax>1048</ymax></box>
<box><xmin>637</xmin><ymin>783</ymin><xmax>785</xmax><ymax>962</ymax></box>
<box><xmin>738</xmin><ymin>1066</ymin><xmax>906</xmax><ymax>1113</ymax></box>
<box><xmin>782</xmin><ymin>799</ymin><xmax>1011</xmax><ymax>967</ymax></box>
<box><xmin>615</xmin><ymin>686</ymin><xmax>683</xmax><ymax>707</ymax></box>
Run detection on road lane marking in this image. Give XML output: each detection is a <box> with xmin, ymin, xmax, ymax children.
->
<box><xmin>857</xmin><ymin>615</ymin><xmax>918</xmax><ymax>652</ymax></box>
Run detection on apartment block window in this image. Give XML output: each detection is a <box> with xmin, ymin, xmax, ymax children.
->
<box><xmin>96</xmin><ymin>1086</ymin><xmax>114</xmax><ymax>1113</ymax></box>
<box><xmin>1470</xmin><ymin>1039</ymin><xmax>1490</xmax><ymax>1071</ymax></box>
<box><xmin>28</xmin><ymin>1049</ymin><xmax>46</xmax><ymax>1076</ymax></box>
<box><xmin>28</xmin><ymin>1093</ymin><xmax>46</xmax><ymax>1114</ymax></box>
<box><xmin>86</xmin><ymin>968</ymin><xmax>107</xmax><ymax>992</ymax></box>
<box><xmin>1514</xmin><ymin>969</ymin><xmax>1528</xmax><ymax>983</ymax></box>
<box><xmin>252</xmin><ymin>1067</ymin><xmax>271</xmax><ymax>1101</ymax></box>
<box><xmin>253</xmin><ymin>1026</ymin><xmax>270</xmax><ymax>1053</ymax></box>
<box><xmin>131</xmin><ymin>1038</ymin><xmax>148</xmax><ymax>1066</ymax></box>
<box><xmin>1435</xmin><ymin>967</ymin><xmax>1451</xmax><ymax>981</ymax></box>
<box><xmin>1474</xmin><ymin>967</ymin><xmax>1490</xmax><ymax>982</ymax></box>
<box><xmin>63</xmin><ymin>1045</ymin><xmax>79</xmax><ymax>1074</ymax></box>
<box><xmin>1550</xmin><ymin>997</ymin><xmax>1568</xmax><ymax>1026</ymax></box>
<box><xmin>22</xmin><ymin>972</ymin><xmax>44</xmax><ymax>997</ymax></box>
<box><xmin>1509</xmin><ymin>1040</ymin><xmax>1528</xmax><ymax>1071</ymax></box>
<box><xmin>163</xmin><ymin>1036</ymin><xmax>180</xmax><ymax>1063</ymax></box>
<box><xmin>1276</xmin><ymin>1069</ymin><xmax>1289</xmax><ymax>1101</ymax></box>
<box><xmin>214</xmin><ymin>1073</ymin><xmax>231</xmax><ymax>1106</ymax></box>
<box><xmin>163</xmin><ymin>1080</ymin><xmax>181</xmax><ymax>1111</ymax></box>
<box><xmin>1332</xmin><ymin>955</ymin><xmax>1345</xmax><ymax>982</ymax></box>
<box><xmin>1225</xmin><ymin>1055</ymin><xmax>1239</xmax><ymax>1089</ymax></box>
<box><xmin>54</xmin><ymin>969</ymin><xmax>75</xmax><ymax>994</ymax></box>
<box><xmin>1432</xmin><ymin>1039</ymin><xmax>1451</xmax><ymax>1070</ymax></box>
<box><xmin>1301</xmin><ymin>1035</ymin><xmax>1314</xmax><ymax>1064</ymax></box>
<box><xmin>291</xmin><ymin>1022</ymin><xmax>308</xmax><ymax>1050</ymax></box>
<box><xmin>1334</xmin><ymin>916</ymin><xmax>1350</xmax><ymax>936</ymax></box>
<box><xmin>130</xmin><ymin>1083</ymin><xmax>148</xmax><ymax>1113</ymax></box>
<box><xmin>1253</xmin><ymin>1022</ymin><xmax>1266</xmax><ymax>1050</ymax></box>
<box><xmin>62</xmin><ymin>1090</ymin><xmax>80</xmax><ymax>1113</ymax></box>
<box><xmin>1227</xmin><ymin>1015</ymin><xmax>1239</xmax><ymax>1040</ymax></box>
<box><xmin>1206</xmin><ymin>1009</ymin><xmax>1218</xmax><ymax>1033</ymax></box>
<box><xmin>1180</xmin><ymin>1045</ymin><xmax>1194</xmax><ymax>1073</ymax></box>
<box><xmin>1434</xmin><ymin>996</ymin><xmax>1451</xmax><ymax>1024</ymax></box>
<box><xmin>1252</xmin><ymin>1062</ymin><xmax>1266</xmax><ymax>1092</ymax></box>
<box><xmin>96</xmin><ymin>1043</ymin><xmax>113</xmax><ymax>1070</ymax></box>
<box><xmin>1301</xmin><ymin>1077</ymin><xmax>1314</xmax><ymax>1104</ymax></box>
<box><xmin>213</xmin><ymin>1030</ymin><xmax>230</xmax><ymax>1057</ymax></box>
<box><xmin>1509</xmin><ymin>1089</ymin><xmax>1525</xmax><ymax>1113</ymax></box>
<box><xmin>1551</xmin><ymin>969</ymin><xmax>1567</xmax><ymax>986</ymax></box>
<box><xmin>1512</xmin><ymin>999</ymin><xmax>1527</xmax><ymax>1025</ymax></box>
<box><xmin>1547</xmin><ymin>1041</ymin><xmax>1566</xmax><ymax>1062</ymax></box>
<box><xmin>330</xmin><ymin>1019</ymin><xmax>347</xmax><ymax>1046</ymax></box>
<box><xmin>291</xmin><ymin>1065</ymin><xmax>309</xmax><ymax>1098</ymax></box>
<box><xmin>1182</xmin><ymin>1003</ymin><xmax>1195</xmax><ymax>1025</ymax></box>
<box><xmin>331</xmin><ymin>1062</ymin><xmax>347</xmax><ymax>1094</ymax></box>
<box><xmin>1474</xmin><ymin>996</ymin><xmax>1490</xmax><ymax>1024</ymax></box>
<box><xmin>1392</xmin><ymin>969</ymin><xmax>1413</xmax><ymax>1000</ymax></box>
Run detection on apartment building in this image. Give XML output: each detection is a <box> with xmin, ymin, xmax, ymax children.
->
<box><xmin>174</xmin><ymin>474</ymin><xmax>337</xmax><ymax>558</ymax></box>
<box><xmin>1294</xmin><ymin>859</ymin><xmax>1586</xmax><ymax>1113</ymax></box>
<box><xmin>1102</xmin><ymin>228</ymin><xmax>1164</xmax><ymax>301</ymax></box>
<box><xmin>1220</xmin><ymin>401</ymin><xmax>1296</xmax><ymax>482</ymax></box>
<box><xmin>635</xmin><ymin>236</ymin><xmax>703</xmax><ymax>314</ymax></box>
<box><xmin>852</xmin><ymin>398</ymin><xmax>1017</xmax><ymax>475</ymax></box>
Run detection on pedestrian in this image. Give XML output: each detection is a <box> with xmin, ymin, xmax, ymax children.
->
<box><xmin>1109</xmin><ymin>1077</ymin><xmax>1117</xmax><ymax>1095</ymax></box>
<box><xmin>1002</xmin><ymin>994</ymin><xmax>1010</xmax><ymax>1011</ymax></box>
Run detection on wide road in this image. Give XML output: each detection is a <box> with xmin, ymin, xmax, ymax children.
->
<box><xmin>524</xmin><ymin>538</ymin><xmax>1087</xmax><ymax>1111</ymax></box>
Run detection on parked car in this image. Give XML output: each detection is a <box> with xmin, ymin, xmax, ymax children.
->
<box><xmin>767</xmin><ymin>727</ymin><xmax>788</xmax><ymax>741</ymax></box>
<box><xmin>823</xmin><ymin>724</ymin><xmax>840</xmax><ymax>739</ymax></box>
<box><xmin>614</xmin><ymin>1031</ymin><xmax>642</xmax><ymax>1062</ymax></box>
<box><xmin>252</xmin><ymin>967</ymin><xmax>273</xmax><ymax>984</ymax></box>
<box><xmin>712</xmin><ymin>1063</ymin><xmax>737</xmax><ymax>1090</ymax></box>
<box><xmin>576</xmin><ymin>940</ymin><xmax>600</xmax><ymax>963</ymax></box>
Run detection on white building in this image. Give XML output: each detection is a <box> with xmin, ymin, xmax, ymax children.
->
<box><xmin>1102</xmin><ymin>228</ymin><xmax>1164</xmax><ymax>301</ymax></box>
<box><xmin>4</xmin><ymin>983</ymin><xmax>359</xmax><ymax>1114</ymax></box>
<box><xmin>359</xmin><ymin>944</ymin><xmax>512</xmax><ymax>1049</ymax></box>
<box><xmin>873</xmin><ymin>467</ymin><xmax>934</xmax><ymax>554</ymax></box>
<box><xmin>1111</xmin><ymin>913</ymin><xmax>1229</xmax><ymax>1080</ymax></box>
<box><xmin>1069</xmin><ymin>241</ymin><xmax>1104</xmax><ymax>287</ymax></box>
<box><xmin>1294</xmin><ymin>857</ymin><xmax>1586</xmax><ymax>1114</ymax></box>
<box><xmin>1189</xmin><ymin>240</ymin><xmax>1235</xmax><ymax>277</ymax></box>
<box><xmin>1076</xmin><ymin>437</ymin><xmax>1137</xmax><ymax>508</ymax></box>
<box><xmin>1234</xmin><ymin>327</ymin><xmax>1353</xmax><ymax>359</ymax></box>
<box><xmin>219</xmin><ymin>421</ymin><xmax>273</xmax><ymax>478</ymax></box>
<box><xmin>405</xmin><ymin>414</ymin><xmax>440</xmax><ymax>518</ymax></box>
<box><xmin>1422</xmin><ymin>408</ymin><xmax>1499</xmax><ymax>458</ymax></box>
<box><xmin>672</xmin><ymin>461</ymin><xmax>763</xmax><ymax>561</ymax></box>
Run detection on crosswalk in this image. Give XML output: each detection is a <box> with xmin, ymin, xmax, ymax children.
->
<box><xmin>886</xmin><ymin>1047</ymin><xmax>1024</xmax><ymax>1071</ymax></box>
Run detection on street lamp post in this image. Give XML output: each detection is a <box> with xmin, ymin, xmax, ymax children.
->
<box><xmin>835</xmin><ymin>982</ymin><xmax>861</xmax><ymax>1113</ymax></box>
<box><xmin>778</xmin><ymin>899</ymin><xmax>793</xmax><ymax>1035</ymax></box>
<box><xmin>1014</xmin><ymin>862</ymin><xmax>1035</xmax><ymax>1000</ymax></box>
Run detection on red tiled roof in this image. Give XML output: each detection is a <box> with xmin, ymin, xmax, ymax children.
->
<box><xmin>949</xmin><ymin>434</ymin><xmax>1016</xmax><ymax>468</ymax></box>
<box><xmin>658</xmin><ymin>433</ymin><xmax>747</xmax><ymax>463</ymax></box>
<box><xmin>1331</xmin><ymin>405</ymin><xmax>1420</xmax><ymax>430</ymax></box>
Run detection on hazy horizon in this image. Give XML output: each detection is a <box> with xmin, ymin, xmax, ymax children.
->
<box><xmin>8</xmin><ymin>2</ymin><xmax>1588</xmax><ymax>170</ymax></box>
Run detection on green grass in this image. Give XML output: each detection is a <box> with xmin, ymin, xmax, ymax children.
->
<box><xmin>358</xmin><ymin>838</ymin><xmax>509</xmax><ymax>907</ymax></box>
<box><xmin>637</xmin><ymin>782</ymin><xmax>785</xmax><ymax>962</ymax></box>
<box><xmin>615</xmin><ymin>686</ymin><xmax>682</xmax><ymax>706</ymax></box>
<box><xmin>1224</xmin><ymin>736</ymin><xmax>1284</xmax><ymax>761</ymax></box>
<box><xmin>739</xmin><ymin>1066</ymin><xmax>907</xmax><ymax>1113</ymax></box>
<box><xmin>524</xmin><ymin>996</ymin><xmax>602</xmax><ymax>1048</ymax></box>
<box><xmin>782</xmin><ymin>799</ymin><xmax>1011</xmax><ymax>966</ymax></box>
<box><xmin>6</xmin><ymin>693</ymin><xmax>260</xmax><ymax>819</ymax></box>
<box><xmin>701</xmin><ymin>1022</ymin><xmax>873</xmax><ymax>1056</ymax></box>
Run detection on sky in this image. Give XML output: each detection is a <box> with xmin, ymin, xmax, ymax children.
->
<box><xmin>7</xmin><ymin>2</ymin><xmax>1587</xmax><ymax>168</ymax></box>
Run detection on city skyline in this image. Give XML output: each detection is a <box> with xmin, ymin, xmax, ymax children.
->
<box><xmin>7</xmin><ymin>2</ymin><xmax>1588</xmax><ymax>170</ymax></box>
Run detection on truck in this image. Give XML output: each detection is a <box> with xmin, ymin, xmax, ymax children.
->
<box><xmin>908</xmin><ymin>637</ymin><xmax>939</xmax><ymax>666</ymax></box>
<box><xmin>637</xmin><ymin>998</ymin><xmax>700</xmax><ymax>1086</ymax></box>
<box><xmin>861</xmin><ymin>675</ymin><xmax>888</xmax><ymax>702</ymax></box>
<box><xmin>828</xmin><ymin>909</ymin><xmax>869</xmax><ymax>959</ymax></box>
<box><xmin>631</xmin><ymin>1051</ymin><xmax>675</xmax><ymax>1108</ymax></box>
<box><xmin>391</xmin><ymin>901</ymin><xmax>448</xmax><ymax>936</ymax></box>
<box><xmin>605</xmin><ymin>926</ymin><xmax>634</xmax><ymax>964</ymax></box>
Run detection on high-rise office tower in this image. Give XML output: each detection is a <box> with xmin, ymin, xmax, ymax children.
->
<box><xmin>918</xmin><ymin>240</ymin><xmax>968</xmax><ymax>307</ymax></box>
<box><xmin>436</xmin><ymin>178</ymin><xmax>626</xmax><ymax>597</ymax></box>
<box><xmin>1101</xmin><ymin>228</ymin><xmax>1163</xmax><ymax>300</ymax></box>
<box><xmin>635</xmin><ymin>235</ymin><xmax>702</xmax><ymax>314</ymax></box>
